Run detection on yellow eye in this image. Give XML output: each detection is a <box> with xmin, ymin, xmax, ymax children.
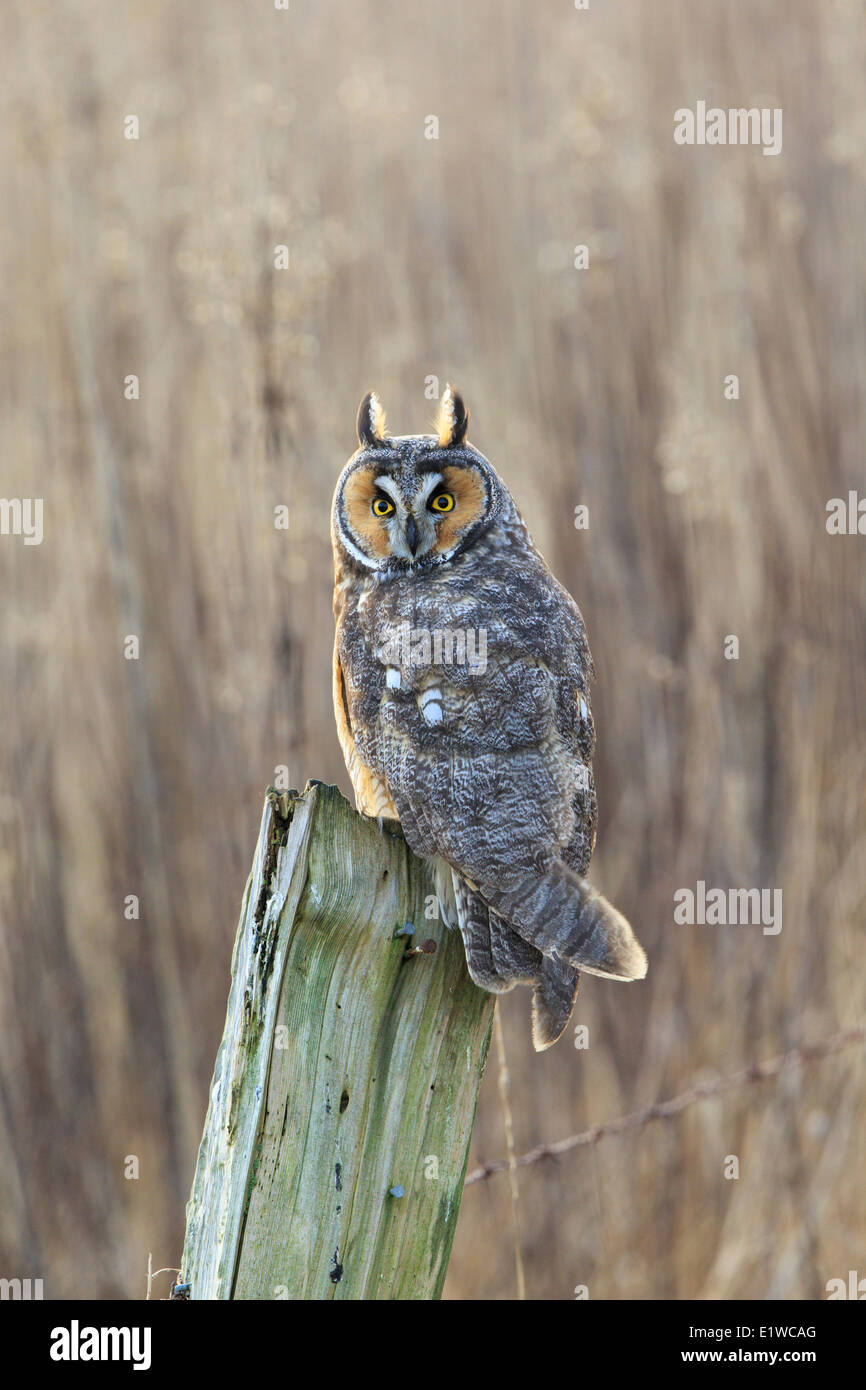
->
<box><xmin>372</xmin><ymin>496</ymin><xmax>394</xmax><ymax>517</ymax></box>
<box><xmin>430</xmin><ymin>492</ymin><xmax>455</xmax><ymax>513</ymax></box>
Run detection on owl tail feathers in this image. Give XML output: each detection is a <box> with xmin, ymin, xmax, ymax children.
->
<box><xmin>531</xmin><ymin>957</ymin><xmax>581</xmax><ymax>1052</ymax></box>
<box><xmin>452</xmin><ymin>873</ymin><xmax>581</xmax><ymax>1049</ymax></box>
<box><xmin>484</xmin><ymin>861</ymin><xmax>648</xmax><ymax>983</ymax></box>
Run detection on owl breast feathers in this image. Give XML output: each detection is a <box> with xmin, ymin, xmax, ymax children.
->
<box><xmin>330</xmin><ymin>387</ymin><xmax>647</xmax><ymax>1050</ymax></box>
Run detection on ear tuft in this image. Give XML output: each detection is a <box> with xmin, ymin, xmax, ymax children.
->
<box><xmin>436</xmin><ymin>384</ymin><xmax>469</xmax><ymax>447</ymax></box>
<box><xmin>356</xmin><ymin>391</ymin><xmax>387</xmax><ymax>447</ymax></box>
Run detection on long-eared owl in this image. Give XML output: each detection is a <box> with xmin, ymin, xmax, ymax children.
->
<box><xmin>331</xmin><ymin>387</ymin><xmax>646</xmax><ymax>1050</ymax></box>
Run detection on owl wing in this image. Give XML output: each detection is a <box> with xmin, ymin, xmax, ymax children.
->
<box><xmin>369</xmin><ymin>588</ymin><xmax>586</xmax><ymax>877</ymax></box>
<box><xmin>450</xmin><ymin>870</ymin><xmax>542</xmax><ymax>989</ymax></box>
<box><xmin>369</xmin><ymin>589</ymin><xmax>645</xmax><ymax>991</ymax></box>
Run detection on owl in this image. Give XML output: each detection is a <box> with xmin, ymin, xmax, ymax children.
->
<box><xmin>331</xmin><ymin>386</ymin><xmax>647</xmax><ymax>1050</ymax></box>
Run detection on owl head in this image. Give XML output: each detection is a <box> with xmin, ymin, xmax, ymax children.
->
<box><xmin>332</xmin><ymin>387</ymin><xmax>508</xmax><ymax>574</ymax></box>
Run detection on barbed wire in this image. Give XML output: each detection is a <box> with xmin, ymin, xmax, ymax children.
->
<box><xmin>464</xmin><ymin>1024</ymin><xmax>866</xmax><ymax>1187</ymax></box>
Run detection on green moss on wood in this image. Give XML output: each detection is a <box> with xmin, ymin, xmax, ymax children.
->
<box><xmin>181</xmin><ymin>781</ymin><xmax>494</xmax><ymax>1300</ymax></box>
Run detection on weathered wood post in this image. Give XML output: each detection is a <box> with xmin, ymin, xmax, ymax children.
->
<box><xmin>181</xmin><ymin>781</ymin><xmax>495</xmax><ymax>1299</ymax></box>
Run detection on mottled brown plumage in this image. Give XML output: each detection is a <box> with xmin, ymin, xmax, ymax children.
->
<box><xmin>331</xmin><ymin>388</ymin><xmax>646</xmax><ymax>1049</ymax></box>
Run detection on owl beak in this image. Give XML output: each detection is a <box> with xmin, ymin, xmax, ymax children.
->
<box><xmin>405</xmin><ymin>515</ymin><xmax>419</xmax><ymax>555</ymax></box>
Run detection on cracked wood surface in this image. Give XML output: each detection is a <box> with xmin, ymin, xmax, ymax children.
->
<box><xmin>181</xmin><ymin>781</ymin><xmax>495</xmax><ymax>1299</ymax></box>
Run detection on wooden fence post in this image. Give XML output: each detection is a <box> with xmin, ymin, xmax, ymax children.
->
<box><xmin>180</xmin><ymin>781</ymin><xmax>495</xmax><ymax>1299</ymax></box>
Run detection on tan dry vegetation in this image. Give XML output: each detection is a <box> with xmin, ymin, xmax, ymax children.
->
<box><xmin>0</xmin><ymin>0</ymin><xmax>863</xmax><ymax>1300</ymax></box>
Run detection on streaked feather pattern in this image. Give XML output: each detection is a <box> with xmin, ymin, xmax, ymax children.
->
<box><xmin>331</xmin><ymin>391</ymin><xmax>646</xmax><ymax>1049</ymax></box>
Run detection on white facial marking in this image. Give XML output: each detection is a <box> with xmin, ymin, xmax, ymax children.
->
<box><xmin>374</xmin><ymin>476</ymin><xmax>402</xmax><ymax>504</ymax></box>
<box><xmin>340</xmin><ymin>464</ymin><xmax>455</xmax><ymax>569</ymax></box>
<box><xmin>338</xmin><ymin>525</ymin><xmax>379</xmax><ymax>569</ymax></box>
<box><xmin>415</xmin><ymin>473</ymin><xmax>444</xmax><ymax>506</ymax></box>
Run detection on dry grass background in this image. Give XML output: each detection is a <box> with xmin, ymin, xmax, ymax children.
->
<box><xmin>0</xmin><ymin>0</ymin><xmax>863</xmax><ymax>1300</ymax></box>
